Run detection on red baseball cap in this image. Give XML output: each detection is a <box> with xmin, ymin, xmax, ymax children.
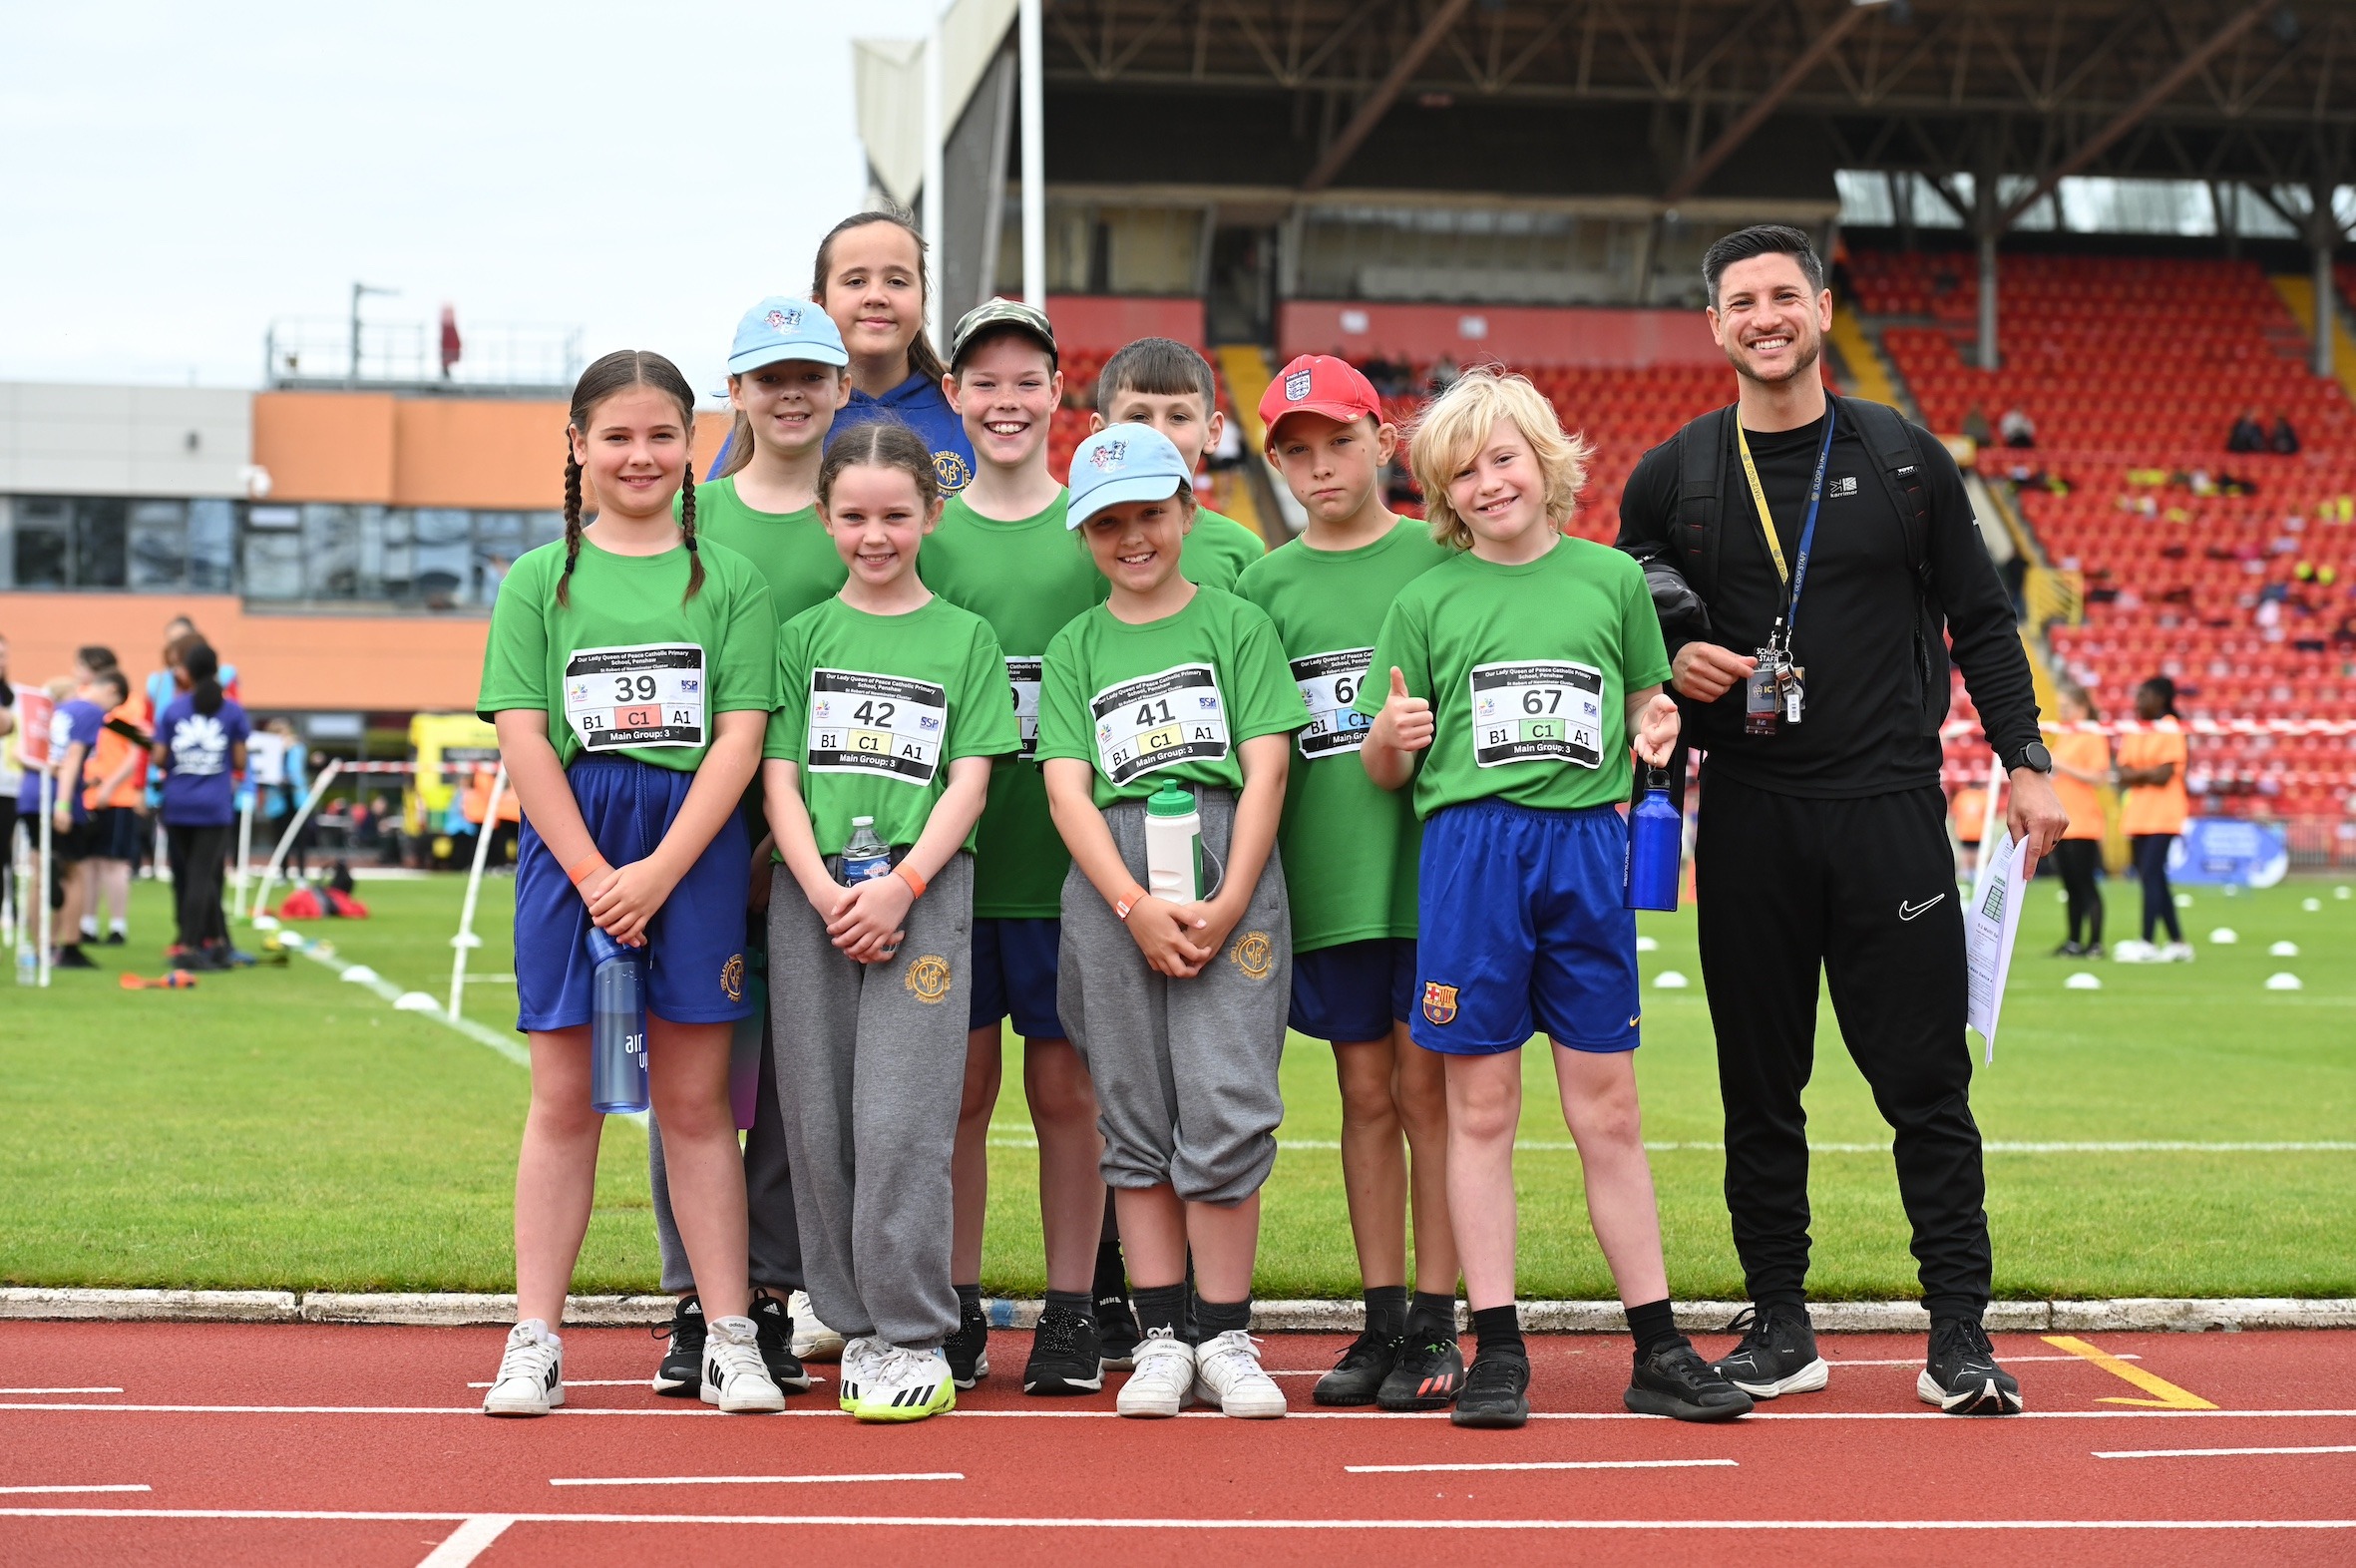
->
<box><xmin>1259</xmin><ymin>354</ymin><xmax>1382</xmax><ymax>450</ymax></box>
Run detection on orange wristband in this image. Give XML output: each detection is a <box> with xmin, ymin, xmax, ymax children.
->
<box><xmin>565</xmin><ymin>854</ymin><xmax>609</xmax><ymax>887</ymax></box>
<box><xmin>1113</xmin><ymin>884</ymin><xmax>1148</xmax><ymax>921</ymax></box>
<box><xmin>892</xmin><ymin>864</ymin><xmax>927</xmax><ymax>900</ymax></box>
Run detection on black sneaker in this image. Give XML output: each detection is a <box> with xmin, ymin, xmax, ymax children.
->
<box><xmin>1096</xmin><ymin>1293</ymin><xmax>1141</xmax><ymax>1371</ymax></box>
<box><xmin>1377</xmin><ymin>1327</ymin><xmax>1466</xmax><ymax>1412</ymax></box>
<box><xmin>1022</xmin><ymin>1306</ymin><xmax>1104</xmax><ymax>1395</ymax></box>
<box><xmin>944</xmin><ymin>1298</ymin><xmax>990</xmax><ymax>1389</ymax></box>
<box><xmin>1312</xmin><ymin>1327</ymin><xmax>1401</xmax><ymax>1406</ymax></box>
<box><xmin>2051</xmin><ymin>941</ymin><xmax>2084</xmax><ymax>958</ymax></box>
<box><xmin>652</xmin><ymin>1295</ymin><xmax>705</xmax><ymax>1396</ymax></box>
<box><xmin>1627</xmin><ymin>1341</ymin><xmax>1754</xmax><ymax>1422</ymax></box>
<box><xmin>52</xmin><ymin>946</ymin><xmax>98</xmax><ymax>971</ymax></box>
<box><xmin>102</xmin><ymin>931</ymin><xmax>126</xmax><ymax>947</ymax></box>
<box><xmin>1449</xmin><ymin>1352</ymin><xmax>1530</xmax><ymax>1428</ymax></box>
<box><xmin>748</xmin><ymin>1291</ymin><xmax>812</xmax><ymax>1392</ymax></box>
<box><xmin>1918</xmin><ymin>1317</ymin><xmax>2023</xmax><ymax>1415</ymax></box>
<box><xmin>1709</xmin><ymin>1305</ymin><xmax>1828</xmax><ymax>1398</ymax></box>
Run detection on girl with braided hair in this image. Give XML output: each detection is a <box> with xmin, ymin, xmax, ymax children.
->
<box><xmin>476</xmin><ymin>349</ymin><xmax>785</xmax><ymax>1418</ymax></box>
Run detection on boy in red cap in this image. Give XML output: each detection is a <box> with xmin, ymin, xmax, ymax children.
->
<box><xmin>1234</xmin><ymin>354</ymin><xmax>1462</xmax><ymax>1410</ymax></box>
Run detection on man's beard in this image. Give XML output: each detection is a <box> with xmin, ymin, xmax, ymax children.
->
<box><xmin>1728</xmin><ymin>331</ymin><xmax>1821</xmax><ymax>388</ymax></box>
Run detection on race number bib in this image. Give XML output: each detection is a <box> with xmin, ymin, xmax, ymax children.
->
<box><xmin>565</xmin><ymin>643</ymin><xmax>706</xmax><ymax>751</ymax></box>
<box><xmin>806</xmin><ymin>668</ymin><xmax>948</xmax><ymax>786</ymax></box>
<box><xmin>1005</xmin><ymin>657</ymin><xmax>1042</xmax><ymax>762</ymax></box>
<box><xmin>1089</xmin><ymin>662</ymin><xmax>1229</xmax><ymax>788</ymax></box>
<box><xmin>1470</xmin><ymin>659</ymin><xmax>1604</xmax><ymax>769</ymax></box>
<box><xmin>1291</xmin><ymin>648</ymin><xmax>1374</xmax><ymax>760</ymax></box>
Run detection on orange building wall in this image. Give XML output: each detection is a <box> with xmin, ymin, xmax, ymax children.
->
<box><xmin>249</xmin><ymin>394</ymin><xmax>399</xmax><ymax>504</ymax></box>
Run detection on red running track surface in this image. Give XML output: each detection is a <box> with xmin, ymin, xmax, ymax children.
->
<box><xmin>1</xmin><ymin>1322</ymin><xmax>2351</xmax><ymax>1567</ymax></box>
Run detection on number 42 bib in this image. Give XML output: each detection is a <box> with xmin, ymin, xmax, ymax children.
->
<box><xmin>1090</xmin><ymin>662</ymin><xmax>1230</xmax><ymax>787</ymax></box>
<box><xmin>1470</xmin><ymin>659</ymin><xmax>1603</xmax><ymax>769</ymax></box>
<box><xmin>565</xmin><ymin>643</ymin><xmax>706</xmax><ymax>751</ymax></box>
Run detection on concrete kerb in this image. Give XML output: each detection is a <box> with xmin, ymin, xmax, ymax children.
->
<box><xmin>2</xmin><ymin>1290</ymin><xmax>2352</xmax><ymax>1332</ymax></box>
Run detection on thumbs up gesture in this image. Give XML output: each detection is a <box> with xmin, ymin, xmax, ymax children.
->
<box><xmin>1369</xmin><ymin>665</ymin><xmax>1433</xmax><ymax>754</ymax></box>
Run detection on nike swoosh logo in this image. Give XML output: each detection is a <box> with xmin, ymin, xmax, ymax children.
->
<box><xmin>1898</xmin><ymin>895</ymin><xmax>1946</xmax><ymax>922</ymax></box>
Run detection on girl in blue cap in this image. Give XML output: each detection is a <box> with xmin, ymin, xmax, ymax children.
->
<box><xmin>810</xmin><ymin>210</ymin><xmax>976</xmax><ymax>495</ymax></box>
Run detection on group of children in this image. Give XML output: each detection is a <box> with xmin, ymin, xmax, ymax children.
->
<box><xmin>477</xmin><ymin>207</ymin><xmax>1753</xmax><ymax>1429</ymax></box>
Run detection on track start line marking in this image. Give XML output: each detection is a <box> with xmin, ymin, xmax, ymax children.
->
<box><xmin>551</xmin><ymin>1471</ymin><xmax>963</xmax><ymax>1488</ymax></box>
<box><xmin>0</xmin><ymin>1485</ymin><xmax>148</xmax><ymax>1496</ymax></box>
<box><xmin>2043</xmin><ymin>1335</ymin><xmax>2218</xmax><ymax>1408</ymax></box>
<box><xmin>2095</xmin><ymin>1445</ymin><xmax>2356</xmax><ymax>1460</ymax></box>
<box><xmin>1344</xmin><ymin>1458</ymin><xmax>1736</xmax><ymax>1473</ymax></box>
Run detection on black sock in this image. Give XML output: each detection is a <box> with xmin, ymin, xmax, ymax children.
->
<box><xmin>1408</xmin><ymin>1290</ymin><xmax>1458</xmax><ymax>1338</ymax></box>
<box><xmin>1043</xmin><ymin>1288</ymin><xmax>1091</xmax><ymax>1321</ymax></box>
<box><xmin>1363</xmin><ymin>1284</ymin><xmax>1408</xmax><ymax>1339</ymax></box>
<box><xmin>1092</xmin><ymin>1199</ymin><xmax>1128</xmax><ymax>1302</ymax></box>
<box><xmin>1133</xmin><ymin>1282</ymin><xmax>1187</xmax><ymax>1339</ymax></box>
<box><xmin>1195</xmin><ymin>1295</ymin><xmax>1252</xmax><ymax>1338</ymax></box>
<box><xmin>1626</xmin><ymin>1298</ymin><xmax>1685</xmax><ymax>1361</ymax></box>
<box><xmin>955</xmin><ymin>1282</ymin><xmax>982</xmax><ymax>1319</ymax></box>
<box><xmin>1470</xmin><ymin>1303</ymin><xmax>1524</xmax><ymax>1362</ymax></box>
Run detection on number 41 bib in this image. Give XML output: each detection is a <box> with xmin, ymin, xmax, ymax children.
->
<box><xmin>565</xmin><ymin>643</ymin><xmax>706</xmax><ymax>751</ymax></box>
<box><xmin>1090</xmin><ymin>662</ymin><xmax>1230</xmax><ymax>787</ymax></box>
<box><xmin>1470</xmin><ymin>659</ymin><xmax>1603</xmax><ymax>769</ymax></box>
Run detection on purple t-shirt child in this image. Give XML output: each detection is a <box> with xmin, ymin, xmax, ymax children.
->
<box><xmin>156</xmin><ymin>693</ymin><xmax>251</xmax><ymax>828</ymax></box>
<box><xmin>18</xmin><ymin>697</ymin><xmax>103</xmax><ymax>822</ymax></box>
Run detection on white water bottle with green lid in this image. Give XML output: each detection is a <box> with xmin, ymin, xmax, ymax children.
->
<box><xmin>1143</xmin><ymin>782</ymin><xmax>1202</xmax><ymax>906</ymax></box>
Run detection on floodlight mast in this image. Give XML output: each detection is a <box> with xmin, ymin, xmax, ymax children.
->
<box><xmin>1018</xmin><ymin>0</ymin><xmax>1043</xmax><ymax>305</ymax></box>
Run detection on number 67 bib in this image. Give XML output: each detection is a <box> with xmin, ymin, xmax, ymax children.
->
<box><xmin>565</xmin><ymin>643</ymin><xmax>706</xmax><ymax>751</ymax></box>
<box><xmin>1470</xmin><ymin>659</ymin><xmax>1603</xmax><ymax>769</ymax></box>
<box><xmin>1090</xmin><ymin>662</ymin><xmax>1230</xmax><ymax>787</ymax></box>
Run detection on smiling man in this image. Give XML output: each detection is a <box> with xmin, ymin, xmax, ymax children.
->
<box><xmin>1616</xmin><ymin>224</ymin><xmax>2066</xmax><ymax>1416</ymax></box>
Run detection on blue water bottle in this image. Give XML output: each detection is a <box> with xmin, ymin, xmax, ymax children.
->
<box><xmin>840</xmin><ymin>816</ymin><xmax>892</xmax><ymax>886</ymax></box>
<box><xmin>587</xmin><ymin>927</ymin><xmax>649</xmax><ymax>1114</ymax></box>
<box><xmin>1625</xmin><ymin>767</ymin><xmax>1682</xmax><ymax>912</ymax></box>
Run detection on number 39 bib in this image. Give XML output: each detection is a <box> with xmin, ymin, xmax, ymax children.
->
<box><xmin>806</xmin><ymin>668</ymin><xmax>948</xmax><ymax>785</ymax></box>
<box><xmin>1470</xmin><ymin>659</ymin><xmax>1604</xmax><ymax>769</ymax></box>
<box><xmin>565</xmin><ymin>643</ymin><xmax>706</xmax><ymax>751</ymax></box>
<box><xmin>1089</xmin><ymin>662</ymin><xmax>1229</xmax><ymax>787</ymax></box>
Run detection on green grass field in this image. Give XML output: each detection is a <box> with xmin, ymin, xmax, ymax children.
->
<box><xmin>4</xmin><ymin>870</ymin><xmax>2350</xmax><ymax>1300</ymax></box>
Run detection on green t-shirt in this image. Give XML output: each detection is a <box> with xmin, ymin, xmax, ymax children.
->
<box><xmin>681</xmin><ymin>476</ymin><xmax>846</xmax><ymax>623</ymax></box>
<box><xmin>764</xmin><ymin>594</ymin><xmax>1019</xmax><ymax>857</ymax></box>
<box><xmin>1354</xmin><ymin>538</ymin><xmax>1671</xmax><ymax>819</ymax></box>
<box><xmin>921</xmin><ymin>488</ymin><xmax>1108</xmax><ymax>917</ymax></box>
<box><xmin>1180</xmin><ymin>506</ymin><xmax>1266</xmax><ymax>591</ymax></box>
<box><xmin>1235</xmin><ymin>520</ymin><xmax>1454</xmax><ymax>951</ymax></box>
<box><xmin>478</xmin><ymin>534</ymin><xmax>778</xmax><ymax>771</ymax></box>
<box><xmin>1037</xmin><ymin>586</ymin><xmax>1310</xmax><ymax>810</ymax></box>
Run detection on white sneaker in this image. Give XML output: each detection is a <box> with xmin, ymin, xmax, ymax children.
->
<box><xmin>483</xmin><ymin>1320</ymin><xmax>564</xmax><ymax>1416</ymax></box>
<box><xmin>700</xmin><ymin>1315</ymin><xmax>785</xmax><ymax>1412</ymax></box>
<box><xmin>853</xmin><ymin>1344</ymin><xmax>956</xmax><ymax>1422</ymax></box>
<box><xmin>789</xmin><ymin>1289</ymin><xmax>846</xmax><ymax>1362</ymax></box>
<box><xmin>2162</xmin><ymin>942</ymin><xmax>2196</xmax><ymax>963</ymax></box>
<box><xmin>2111</xmin><ymin>940</ymin><xmax>2158</xmax><ymax>964</ymax></box>
<box><xmin>1116</xmin><ymin>1327</ymin><xmax>1196</xmax><ymax>1417</ymax></box>
<box><xmin>837</xmin><ymin>1335</ymin><xmax>886</xmax><ymax>1411</ymax></box>
<box><xmin>1192</xmin><ymin>1329</ymin><xmax>1286</xmax><ymax>1418</ymax></box>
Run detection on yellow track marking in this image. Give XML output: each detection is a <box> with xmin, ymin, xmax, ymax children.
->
<box><xmin>2042</xmin><ymin>1336</ymin><xmax>2217</xmax><ymax>1409</ymax></box>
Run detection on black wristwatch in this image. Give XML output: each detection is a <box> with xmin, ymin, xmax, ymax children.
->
<box><xmin>2006</xmin><ymin>740</ymin><xmax>2054</xmax><ymax>775</ymax></box>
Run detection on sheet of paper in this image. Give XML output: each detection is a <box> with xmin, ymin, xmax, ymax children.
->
<box><xmin>1966</xmin><ymin>831</ymin><xmax>2029</xmax><ymax>1063</ymax></box>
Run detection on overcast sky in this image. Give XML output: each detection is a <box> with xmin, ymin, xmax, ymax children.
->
<box><xmin>0</xmin><ymin>0</ymin><xmax>941</xmax><ymax>399</ymax></box>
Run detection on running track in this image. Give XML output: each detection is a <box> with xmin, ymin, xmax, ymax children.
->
<box><xmin>2</xmin><ymin>1323</ymin><xmax>2350</xmax><ymax>1566</ymax></box>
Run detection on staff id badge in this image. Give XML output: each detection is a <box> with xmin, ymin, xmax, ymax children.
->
<box><xmin>1470</xmin><ymin>660</ymin><xmax>1604</xmax><ymax>768</ymax></box>
<box><xmin>1004</xmin><ymin>657</ymin><xmax>1042</xmax><ymax>761</ymax></box>
<box><xmin>565</xmin><ymin>642</ymin><xmax>706</xmax><ymax>751</ymax></box>
<box><xmin>806</xmin><ymin>668</ymin><xmax>948</xmax><ymax>785</ymax></box>
<box><xmin>1291</xmin><ymin>647</ymin><xmax>1374</xmax><ymax>760</ymax></box>
<box><xmin>1089</xmin><ymin>662</ymin><xmax>1229</xmax><ymax>787</ymax></box>
<box><xmin>1744</xmin><ymin>648</ymin><xmax>1780</xmax><ymax>736</ymax></box>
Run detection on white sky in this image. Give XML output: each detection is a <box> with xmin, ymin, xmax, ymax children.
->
<box><xmin>0</xmin><ymin>0</ymin><xmax>942</xmax><ymax>398</ymax></box>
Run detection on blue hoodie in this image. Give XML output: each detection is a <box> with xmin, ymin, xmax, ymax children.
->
<box><xmin>831</xmin><ymin>371</ymin><xmax>976</xmax><ymax>495</ymax></box>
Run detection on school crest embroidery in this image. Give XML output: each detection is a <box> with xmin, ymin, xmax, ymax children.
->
<box><xmin>1088</xmin><ymin>438</ymin><xmax>1128</xmax><ymax>470</ymax></box>
<box><xmin>1230</xmin><ymin>931</ymin><xmax>1274</xmax><ymax>980</ymax></box>
<box><xmin>935</xmin><ymin>450</ymin><xmax>973</xmax><ymax>491</ymax></box>
<box><xmin>906</xmin><ymin>955</ymin><xmax>953</xmax><ymax>1004</ymax></box>
<box><xmin>719</xmin><ymin>955</ymin><xmax>745</xmax><ymax>1003</ymax></box>
<box><xmin>1421</xmin><ymin>981</ymin><xmax>1459</xmax><ymax>1025</ymax></box>
<box><xmin>1283</xmin><ymin>369</ymin><xmax>1313</xmax><ymax>402</ymax></box>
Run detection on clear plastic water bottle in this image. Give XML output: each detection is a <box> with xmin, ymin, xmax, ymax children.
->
<box><xmin>15</xmin><ymin>944</ymin><xmax>35</xmax><ymax>987</ymax></box>
<box><xmin>840</xmin><ymin>816</ymin><xmax>892</xmax><ymax>886</ymax></box>
<box><xmin>587</xmin><ymin>927</ymin><xmax>649</xmax><ymax>1115</ymax></box>
<box><xmin>1624</xmin><ymin>766</ymin><xmax>1683</xmax><ymax>912</ymax></box>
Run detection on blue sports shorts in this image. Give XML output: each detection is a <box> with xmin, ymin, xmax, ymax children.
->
<box><xmin>1290</xmin><ymin>937</ymin><xmax>1417</xmax><ymax>1043</ymax></box>
<box><xmin>969</xmin><ymin>916</ymin><xmax>1065</xmax><ymax>1038</ymax></box>
<box><xmin>514</xmin><ymin>757</ymin><xmax>753</xmax><ymax>1033</ymax></box>
<box><xmin>1410</xmin><ymin>799</ymin><xmax>1641</xmax><ymax>1056</ymax></box>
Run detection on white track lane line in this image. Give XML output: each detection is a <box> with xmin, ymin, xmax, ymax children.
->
<box><xmin>466</xmin><ymin>1379</ymin><xmax>665</xmax><ymax>1389</ymax></box>
<box><xmin>4</xmin><ymin>1402</ymin><xmax>2353</xmax><ymax>1420</ymax></box>
<box><xmin>982</xmin><ymin>1134</ymin><xmax>2356</xmax><ymax>1154</ymax></box>
<box><xmin>2095</xmin><ymin>1445</ymin><xmax>2356</xmax><ymax>1460</ymax></box>
<box><xmin>1824</xmin><ymin>1356</ymin><xmax>2139</xmax><ymax>1367</ymax></box>
<box><xmin>552</xmin><ymin>1472</ymin><xmax>962</xmax><ymax>1488</ymax></box>
<box><xmin>1346</xmin><ymin>1459</ymin><xmax>1736</xmax><ymax>1473</ymax></box>
<box><xmin>0</xmin><ymin>1387</ymin><xmax>125</xmax><ymax>1394</ymax></box>
<box><xmin>4</xmin><ymin>1507</ymin><xmax>2353</xmax><ymax>1532</ymax></box>
<box><xmin>416</xmin><ymin>1513</ymin><xmax>514</xmax><ymax>1567</ymax></box>
<box><xmin>0</xmin><ymin>1485</ymin><xmax>149</xmax><ymax>1495</ymax></box>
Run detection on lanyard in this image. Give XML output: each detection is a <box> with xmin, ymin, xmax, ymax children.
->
<box><xmin>1733</xmin><ymin>402</ymin><xmax>1837</xmax><ymax>650</ymax></box>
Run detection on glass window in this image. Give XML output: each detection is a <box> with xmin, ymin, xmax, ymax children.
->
<box><xmin>187</xmin><ymin>500</ymin><xmax>236</xmax><ymax>591</ymax></box>
<box><xmin>410</xmin><ymin>508</ymin><xmax>471</xmax><ymax>607</ymax></box>
<box><xmin>129</xmin><ymin>499</ymin><xmax>189</xmax><ymax>590</ymax></box>
<box><xmin>72</xmin><ymin>498</ymin><xmax>128</xmax><ymax>588</ymax></box>
<box><xmin>301</xmin><ymin>504</ymin><xmax>364</xmax><ymax>598</ymax></box>
<box><xmin>242</xmin><ymin>526</ymin><xmax>303</xmax><ymax>599</ymax></box>
<box><xmin>13</xmin><ymin>498</ymin><xmax>69</xmax><ymax>588</ymax></box>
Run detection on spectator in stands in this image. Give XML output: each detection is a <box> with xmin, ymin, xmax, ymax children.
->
<box><xmin>2268</xmin><ymin>412</ymin><xmax>2301</xmax><ymax>455</ymax></box>
<box><xmin>2226</xmin><ymin>407</ymin><xmax>2267</xmax><ymax>453</ymax></box>
<box><xmin>1998</xmin><ymin>406</ymin><xmax>2037</xmax><ymax>448</ymax></box>
<box><xmin>2046</xmin><ymin>683</ymin><xmax>2110</xmax><ymax>959</ymax></box>
<box><xmin>1427</xmin><ymin>354</ymin><xmax>1460</xmax><ymax>392</ymax></box>
<box><xmin>2112</xmin><ymin>676</ymin><xmax>2191</xmax><ymax>964</ymax></box>
<box><xmin>1618</xmin><ymin>223</ymin><xmax>2063</xmax><ymax>1416</ymax></box>
<box><xmin>1961</xmin><ymin>404</ymin><xmax>1993</xmax><ymax>448</ymax></box>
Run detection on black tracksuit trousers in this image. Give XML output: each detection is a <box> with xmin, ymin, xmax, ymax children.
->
<box><xmin>1694</xmin><ymin>772</ymin><xmax>1992</xmax><ymax>1321</ymax></box>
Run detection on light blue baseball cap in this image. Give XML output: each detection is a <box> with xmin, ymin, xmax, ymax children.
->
<box><xmin>727</xmin><ymin>296</ymin><xmax>848</xmax><ymax>375</ymax></box>
<box><xmin>1065</xmin><ymin>424</ymin><xmax>1192</xmax><ymax>530</ymax></box>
